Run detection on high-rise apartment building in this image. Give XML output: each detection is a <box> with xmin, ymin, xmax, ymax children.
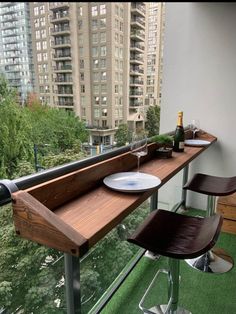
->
<box><xmin>0</xmin><ymin>2</ymin><xmax>34</xmax><ymax>105</ymax></box>
<box><xmin>29</xmin><ymin>2</ymin><xmax>163</xmax><ymax>146</ymax></box>
<box><xmin>146</xmin><ymin>2</ymin><xmax>165</xmax><ymax>107</ymax></box>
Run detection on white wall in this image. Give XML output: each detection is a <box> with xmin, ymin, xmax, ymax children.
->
<box><xmin>159</xmin><ymin>3</ymin><xmax>236</xmax><ymax>210</ymax></box>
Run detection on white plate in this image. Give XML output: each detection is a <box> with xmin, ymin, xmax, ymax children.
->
<box><xmin>103</xmin><ymin>172</ymin><xmax>161</xmax><ymax>193</ymax></box>
<box><xmin>184</xmin><ymin>139</ymin><xmax>211</xmax><ymax>147</ymax></box>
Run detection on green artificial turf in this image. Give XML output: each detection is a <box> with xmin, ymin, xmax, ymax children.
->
<box><xmin>101</xmin><ymin>209</ymin><xmax>236</xmax><ymax>314</ymax></box>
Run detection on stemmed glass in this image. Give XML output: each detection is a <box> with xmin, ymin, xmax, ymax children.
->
<box><xmin>130</xmin><ymin>130</ymin><xmax>148</xmax><ymax>172</ymax></box>
<box><xmin>189</xmin><ymin>119</ymin><xmax>200</xmax><ymax>139</ymax></box>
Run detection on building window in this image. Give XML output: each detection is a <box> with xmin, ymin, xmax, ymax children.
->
<box><xmin>80</xmin><ymin>59</ymin><xmax>84</xmax><ymax>69</ymax></box>
<box><xmin>101</xmin><ymin>71</ymin><xmax>106</xmax><ymax>80</ymax></box>
<box><xmin>94</xmin><ymin>85</ymin><xmax>99</xmax><ymax>93</ymax></box>
<box><xmin>102</xmin><ymin>120</ymin><xmax>107</xmax><ymax>127</ymax></box>
<box><xmin>82</xmin><ymin>107</ymin><xmax>86</xmax><ymax>117</ymax></box>
<box><xmin>78</xmin><ymin>20</ymin><xmax>83</xmax><ymax>30</ymax></box>
<box><xmin>37</xmin><ymin>53</ymin><xmax>42</xmax><ymax>62</ymax></box>
<box><xmin>100</xmin><ymin>18</ymin><xmax>106</xmax><ymax>28</ymax></box>
<box><xmin>80</xmin><ymin>72</ymin><xmax>84</xmax><ymax>81</ymax></box>
<box><xmin>40</xmin><ymin>5</ymin><xmax>45</xmax><ymax>15</ymax></box>
<box><xmin>93</xmin><ymin>59</ymin><xmax>99</xmax><ymax>68</ymax></box>
<box><xmin>81</xmin><ymin>85</ymin><xmax>85</xmax><ymax>93</ymax></box>
<box><xmin>79</xmin><ymin>47</ymin><xmax>84</xmax><ymax>57</ymax></box>
<box><xmin>34</xmin><ymin>7</ymin><xmax>39</xmax><ymax>16</ymax></box>
<box><xmin>78</xmin><ymin>7</ymin><xmax>83</xmax><ymax>16</ymax></box>
<box><xmin>42</xmin><ymin>53</ymin><xmax>47</xmax><ymax>61</ymax></box>
<box><xmin>101</xmin><ymin>84</ymin><xmax>107</xmax><ymax>93</ymax></box>
<box><xmin>36</xmin><ymin>30</ymin><xmax>40</xmax><ymax>39</ymax></box>
<box><xmin>115</xmin><ymin>85</ymin><xmax>118</xmax><ymax>93</ymax></box>
<box><xmin>93</xmin><ymin>72</ymin><xmax>99</xmax><ymax>81</ymax></box>
<box><xmin>102</xmin><ymin>108</ymin><xmax>107</xmax><ymax>117</ymax></box>
<box><xmin>40</xmin><ymin>17</ymin><xmax>45</xmax><ymax>27</ymax></box>
<box><xmin>100</xmin><ymin>32</ymin><xmax>106</xmax><ymax>43</ymax></box>
<box><xmin>92</xmin><ymin>47</ymin><xmax>98</xmax><ymax>57</ymax></box>
<box><xmin>100</xmin><ymin>46</ymin><xmax>106</xmax><ymax>57</ymax></box>
<box><xmin>92</xmin><ymin>6</ymin><xmax>98</xmax><ymax>16</ymax></box>
<box><xmin>34</xmin><ymin>19</ymin><xmax>39</xmax><ymax>28</ymax></box>
<box><xmin>100</xmin><ymin>4</ymin><xmax>106</xmax><ymax>15</ymax></box>
<box><xmin>36</xmin><ymin>42</ymin><xmax>41</xmax><ymax>51</ymax></box>
<box><xmin>92</xmin><ymin>33</ymin><xmax>98</xmax><ymax>44</ymax></box>
<box><xmin>100</xmin><ymin>59</ymin><xmax>106</xmax><ymax>68</ymax></box>
<box><xmin>91</xmin><ymin>19</ymin><xmax>98</xmax><ymax>30</ymax></box>
<box><xmin>101</xmin><ymin>96</ymin><xmax>107</xmax><ymax>105</ymax></box>
<box><xmin>115</xmin><ymin>19</ymin><xmax>119</xmax><ymax>29</ymax></box>
<box><xmin>94</xmin><ymin>96</ymin><xmax>100</xmax><ymax>105</ymax></box>
<box><xmin>94</xmin><ymin>108</ymin><xmax>100</xmax><ymax>118</ymax></box>
<box><xmin>41</xmin><ymin>29</ymin><xmax>46</xmax><ymax>38</ymax></box>
<box><xmin>42</xmin><ymin>41</ymin><xmax>47</xmax><ymax>50</ymax></box>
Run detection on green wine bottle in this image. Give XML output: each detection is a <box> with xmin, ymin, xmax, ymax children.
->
<box><xmin>173</xmin><ymin>111</ymin><xmax>185</xmax><ymax>152</ymax></box>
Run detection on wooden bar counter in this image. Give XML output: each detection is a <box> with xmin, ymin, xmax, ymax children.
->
<box><xmin>11</xmin><ymin>131</ymin><xmax>216</xmax><ymax>257</ymax></box>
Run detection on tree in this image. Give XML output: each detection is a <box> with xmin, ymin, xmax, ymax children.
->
<box><xmin>146</xmin><ymin>105</ymin><xmax>161</xmax><ymax>137</ymax></box>
<box><xmin>114</xmin><ymin>123</ymin><xmax>130</xmax><ymax>147</ymax></box>
<box><xmin>0</xmin><ymin>78</ymin><xmax>33</xmax><ymax>178</ymax></box>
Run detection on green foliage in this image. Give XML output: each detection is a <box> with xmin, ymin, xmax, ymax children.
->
<box><xmin>114</xmin><ymin>123</ymin><xmax>130</xmax><ymax>147</ymax></box>
<box><xmin>0</xmin><ymin>205</ymin><xmax>65</xmax><ymax>313</ymax></box>
<box><xmin>146</xmin><ymin>105</ymin><xmax>161</xmax><ymax>137</ymax></box>
<box><xmin>25</xmin><ymin>104</ymin><xmax>89</xmax><ymax>153</ymax></box>
<box><xmin>0</xmin><ymin>76</ymin><xmax>89</xmax><ymax>179</ymax></box>
<box><xmin>151</xmin><ymin>134</ymin><xmax>173</xmax><ymax>148</ymax></box>
<box><xmin>0</xmin><ymin>92</ymin><xmax>33</xmax><ymax>179</ymax></box>
<box><xmin>42</xmin><ymin>141</ymin><xmax>87</xmax><ymax>168</ymax></box>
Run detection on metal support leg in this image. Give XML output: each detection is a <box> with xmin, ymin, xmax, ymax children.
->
<box><xmin>172</xmin><ymin>166</ymin><xmax>189</xmax><ymax>213</ymax></box>
<box><xmin>145</xmin><ymin>192</ymin><xmax>160</xmax><ymax>260</ymax></box>
<box><xmin>181</xmin><ymin>165</ymin><xmax>189</xmax><ymax>210</ymax></box>
<box><xmin>64</xmin><ymin>253</ymin><xmax>81</xmax><ymax>314</ymax></box>
<box><xmin>185</xmin><ymin>195</ymin><xmax>234</xmax><ymax>273</ymax></box>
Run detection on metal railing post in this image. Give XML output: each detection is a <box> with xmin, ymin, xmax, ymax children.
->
<box><xmin>64</xmin><ymin>253</ymin><xmax>81</xmax><ymax>314</ymax></box>
<box><xmin>150</xmin><ymin>191</ymin><xmax>158</xmax><ymax>211</ymax></box>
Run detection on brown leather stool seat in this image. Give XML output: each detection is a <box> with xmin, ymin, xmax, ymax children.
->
<box><xmin>183</xmin><ymin>173</ymin><xmax>236</xmax><ymax>196</ymax></box>
<box><xmin>128</xmin><ymin>209</ymin><xmax>223</xmax><ymax>314</ymax></box>
<box><xmin>183</xmin><ymin>173</ymin><xmax>236</xmax><ymax>274</ymax></box>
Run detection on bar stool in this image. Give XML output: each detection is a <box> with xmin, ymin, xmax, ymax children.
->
<box><xmin>128</xmin><ymin>209</ymin><xmax>223</xmax><ymax>314</ymax></box>
<box><xmin>183</xmin><ymin>173</ymin><xmax>236</xmax><ymax>274</ymax></box>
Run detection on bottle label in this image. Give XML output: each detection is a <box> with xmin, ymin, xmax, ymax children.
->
<box><xmin>179</xmin><ymin>142</ymin><xmax>184</xmax><ymax>149</ymax></box>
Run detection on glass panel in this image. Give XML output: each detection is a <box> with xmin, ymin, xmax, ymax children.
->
<box><xmin>80</xmin><ymin>200</ymin><xmax>150</xmax><ymax>313</ymax></box>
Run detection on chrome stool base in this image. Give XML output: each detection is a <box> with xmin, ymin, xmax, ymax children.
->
<box><xmin>146</xmin><ymin>304</ymin><xmax>191</xmax><ymax>314</ymax></box>
<box><xmin>185</xmin><ymin>247</ymin><xmax>234</xmax><ymax>274</ymax></box>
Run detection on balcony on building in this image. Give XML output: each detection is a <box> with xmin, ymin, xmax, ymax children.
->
<box><xmin>130</xmin><ymin>42</ymin><xmax>145</xmax><ymax>53</ymax></box>
<box><xmin>50</xmin><ymin>10</ymin><xmax>70</xmax><ymax>22</ymax></box>
<box><xmin>131</xmin><ymin>2</ymin><xmax>146</xmax><ymax>17</ymax></box>
<box><xmin>51</xmin><ymin>23</ymin><xmax>70</xmax><ymax>35</ymax></box>
<box><xmin>54</xmin><ymin>62</ymin><xmax>72</xmax><ymax>72</ymax></box>
<box><xmin>51</xmin><ymin>37</ymin><xmax>71</xmax><ymax>48</ymax></box>
<box><xmin>49</xmin><ymin>2</ymin><xmax>69</xmax><ymax>10</ymax></box>
<box><xmin>130</xmin><ymin>30</ymin><xmax>145</xmax><ymax>42</ymax></box>
<box><xmin>130</xmin><ymin>16</ymin><xmax>146</xmax><ymax>29</ymax></box>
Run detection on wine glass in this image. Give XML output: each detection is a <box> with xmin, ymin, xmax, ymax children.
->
<box><xmin>189</xmin><ymin>119</ymin><xmax>200</xmax><ymax>139</ymax></box>
<box><xmin>130</xmin><ymin>130</ymin><xmax>148</xmax><ymax>172</ymax></box>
